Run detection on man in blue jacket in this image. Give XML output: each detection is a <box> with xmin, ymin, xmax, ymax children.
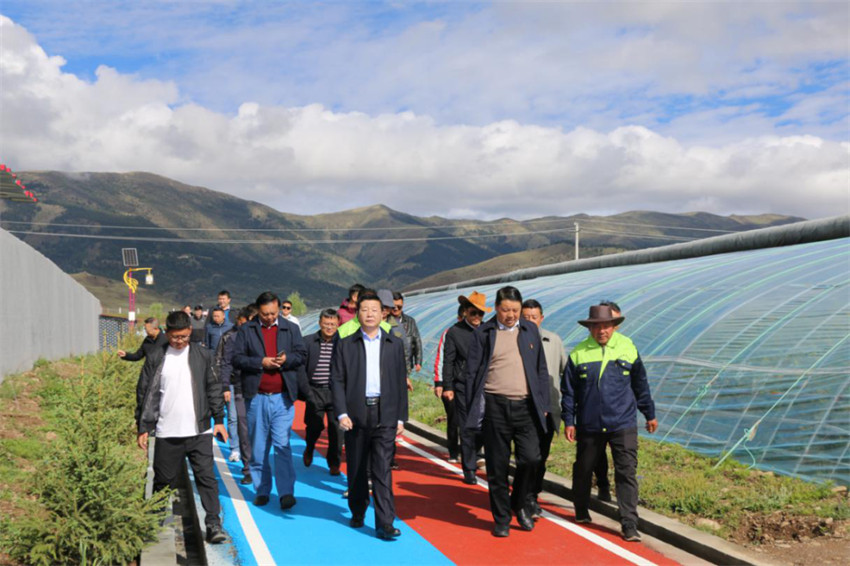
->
<box><xmin>232</xmin><ymin>292</ymin><xmax>306</xmax><ymax>510</ymax></box>
<box><xmin>464</xmin><ymin>286</ymin><xmax>550</xmax><ymax>537</ymax></box>
<box><xmin>562</xmin><ymin>304</ymin><xmax>658</xmax><ymax>542</ymax></box>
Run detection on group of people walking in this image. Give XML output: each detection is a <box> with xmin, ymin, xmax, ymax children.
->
<box><xmin>129</xmin><ymin>283</ymin><xmax>657</xmax><ymax>546</ymax></box>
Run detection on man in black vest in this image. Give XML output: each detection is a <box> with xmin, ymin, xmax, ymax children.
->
<box><xmin>331</xmin><ymin>291</ymin><xmax>409</xmax><ymax>540</ymax></box>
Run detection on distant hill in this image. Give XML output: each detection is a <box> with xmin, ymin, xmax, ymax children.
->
<box><xmin>0</xmin><ymin>171</ymin><xmax>804</xmax><ymax>311</ymax></box>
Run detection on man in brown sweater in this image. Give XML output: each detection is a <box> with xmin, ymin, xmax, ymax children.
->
<box><xmin>464</xmin><ymin>286</ymin><xmax>550</xmax><ymax>537</ymax></box>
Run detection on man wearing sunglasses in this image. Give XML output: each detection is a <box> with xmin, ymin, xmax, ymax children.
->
<box><xmin>280</xmin><ymin>299</ymin><xmax>301</xmax><ymax>330</ymax></box>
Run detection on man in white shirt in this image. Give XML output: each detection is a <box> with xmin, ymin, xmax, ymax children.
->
<box><xmin>281</xmin><ymin>299</ymin><xmax>301</xmax><ymax>329</ymax></box>
<box><xmin>135</xmin><ymin>311</ymin><xmax>229</xmax><ymax>544</ymax></box>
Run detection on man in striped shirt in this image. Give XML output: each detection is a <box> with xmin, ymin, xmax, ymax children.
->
<box><xmin>299</xmin><ymin>308</ymin><xmax>342</xmax><ymax>475</ymax></box>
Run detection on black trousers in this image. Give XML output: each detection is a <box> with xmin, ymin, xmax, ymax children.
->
<box><xmin>344</xmin><ymin>404</ymin><xmax>396</xmax><ymax>527</ymax></box>
<box><xmin>304</xmin><ymin>385</ymin><xmax>343</xmax><ymax>468</ymax></box>
<box><xmin>441</xmin><ymin>394</ymin><xmax>460</xmax><ymax>459</ymax></box>
<box><xmin>482</xmin><ymin>393</ymin><xmax>541</xmax><ymax>527</ymax></box>
<box><xmin>595</xmin><ymin>447</ymin><xmax>610</xmax><ymax>491</ymax></box>
<box><xmin>455</xmin><ymin>380</ymin><xmax>483</xmax><ymax>476</ymax></box>
<box><xmin>153</xmin><ymin>434</ymin><xmax>221</xmax><ymax>527</ymax></box>
<box><xmin>234</xmin><ymin>391</ymin><xmax>252</xmax><ymax>473</ymax></box>
<box><xmin>573</xmin><ymin>428</ymin><xmax>639</xmax><ymax>527</ymax></box>
<box><xmin>530</xmin><ymin>412</ymin><xmax>557</xmax><ymax>499</ymax></box>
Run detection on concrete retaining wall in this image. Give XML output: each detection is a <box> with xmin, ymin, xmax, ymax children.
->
<box><xmin>0</xmin><ymin>228</ymin><xmax>101</xmax><ymax>382</ymax></box>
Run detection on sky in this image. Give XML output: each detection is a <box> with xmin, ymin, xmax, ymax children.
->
<box><xmin>1</xmin><ymin>1</ymin><xmax>848</xmax><ymax>220</ymax></box>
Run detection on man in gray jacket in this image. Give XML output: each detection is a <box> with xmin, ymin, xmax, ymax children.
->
<box><xmin>521</xmin><ymin>299</ymin><xmax>568</xmax><ymax>519</ymax></box>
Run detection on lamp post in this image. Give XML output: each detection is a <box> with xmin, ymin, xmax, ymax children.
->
<box><xmin>121</xmin><ymin>248</ymin><xmax>154</xmax><ymax>331</ymax></box>
<box><xmin>123</xmin><ymin>267</ymin><xmax>154</xmax><ymax>330</ymax></box>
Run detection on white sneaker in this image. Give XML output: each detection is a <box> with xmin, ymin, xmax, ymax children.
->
<box><xmin>229</xmin><ymin>451</ymin><xmax>241</xmax><ymax>462</ymax></box>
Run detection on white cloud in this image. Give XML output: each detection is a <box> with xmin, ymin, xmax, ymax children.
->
<box><xmin>1</xmin><ymin>15</ymin><xmax>848</xmax><ymax>221</ymax></box>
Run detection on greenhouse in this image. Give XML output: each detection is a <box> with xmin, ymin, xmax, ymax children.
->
<box><xmin>305</xmin><ymin>219</ymin><xmax>849</xmax><ymax>486</ymax></box>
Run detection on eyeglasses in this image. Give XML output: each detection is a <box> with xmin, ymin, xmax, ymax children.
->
<box><xmin>468</xmin><ymin>309</ymin><xmax>485</xmax><ymax>317</ymax></box>
<box><xmin>391</xmin><ymin>306</ymin><xmax>402</xmax><ymax>311</ymax></box>
<box><xmin>281</xmin><ymin>306</ymin><xmax>292</xmax><ymax>310</ymax></box>
<box><xmin>168</xmin><ymin>334</ymin><xmax>192</xmax><ymax>342</ymax></box>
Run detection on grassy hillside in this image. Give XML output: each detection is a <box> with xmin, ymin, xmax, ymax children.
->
<box><xmin>0</xmin><ymin>171</ymin><xmax>804</xmax><ymax>309</ymax></box>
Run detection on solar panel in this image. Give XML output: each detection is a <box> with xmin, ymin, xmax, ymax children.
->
<box><xmin>122</xmin><ymin>248</ymin><xmax>139</xmax><ymax>267</ymax></box>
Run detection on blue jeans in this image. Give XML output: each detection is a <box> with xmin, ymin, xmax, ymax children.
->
<box><xmin>246</xmin><ymin>392</ymin><xmax>296</xmax><ymax>498</ymax></box>
<box><xmin>227</xmin><ymin>385</ymin><xmax>240</xmax><ymax>452</ymax></box>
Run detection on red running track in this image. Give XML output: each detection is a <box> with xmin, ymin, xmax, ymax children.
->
<box><xmin>294</xmin><ymin>401</ymin><xmax>680</xmax><ymax>566</ymax></box>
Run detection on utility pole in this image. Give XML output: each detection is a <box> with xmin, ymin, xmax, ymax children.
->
<box><xmin>574</xmin><ymin>222</ymin><xmax>580</xmax><ymax>261</ymax></box>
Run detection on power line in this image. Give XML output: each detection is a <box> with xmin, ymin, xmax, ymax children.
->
<box><xmin>6</xmin><ymin>225</ymin><xmax>702</xmax><ymax>245</ymax></box>
<box><xmin>0</xmin><ymin>216</ymin><xmax>741</xmax><ymax>234</ymax></box>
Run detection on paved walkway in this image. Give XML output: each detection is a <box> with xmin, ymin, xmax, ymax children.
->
<box><xmin>204</xmin><ymin>402</ymin><xmax>684</xmax><ymax>566</ymax></box>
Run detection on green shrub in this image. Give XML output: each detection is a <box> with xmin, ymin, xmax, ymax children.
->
<box><xmin>1</xmin><ymin>354</ymin><xmax>168</xmax><ymax>565</ymax></box>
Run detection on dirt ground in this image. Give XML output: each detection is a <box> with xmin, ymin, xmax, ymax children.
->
<box><xmin>735</xmin><ymin>511</ymin><xmax>849</xmax><ymax>566</ymax></box>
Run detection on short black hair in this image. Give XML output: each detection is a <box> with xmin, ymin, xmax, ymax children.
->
<box><xmin>319</xmin><ymin>308</ymin><xmax>340</xmax><ymax>321</ymax></box>
<box><xmin>348</xmin><ymin>283</ymin><xmax>365</xmax><ymax>299</ymax></box>
<box><xmin>356</xmin><ymin>291</ymin><xmax>381</xmax><ymax>309</ymax></box>
<box><xmin>183</xmin><ymin>304</ymin><xmax>192</xmax><ymax>310</ymax></box>
<box><xmin>194</xmin><ymin>305</ymin><xmax>203</xmax><ymax>311</ymax></box>
<box><xmin>599</xmin><ymin>300</ymin><xmax>622</xmax><ymax>313</ymax></box>
<box><xmin>495</xmin><ymin>286</ymin><xmax>523</xmax><ymax>306</ymax></box>
<box><xmin>392</xmin><ymin>291</ymin><xmax>404</xmax><ymax>301</ymax></box>
<box><xmin>144</xmin><ymin>317</ymin><xmax>158</xmax><ymax>325</ymax></box>
<box><xmin>281</xmin><ymin>299</ymin><xmax>293</xmax><ymax>307</ymax></box>
<box><xmin>166</xmin><ymin>311</ymin><xmax>192</xmax><ymax>331</ymax></box>
<box><xmin>239</xmin><ymin>304</ymin><xmax>258</xmax><ymax>320</ymax></box>
<box><xmin>218</xmin><ymin>290</ymin><xmax>231</xmax><ymax>298</ymax></box>
<box><xmin>211</xmin><ymin>306</ymin><xmax>224</xmax><ymax>313</ymax></box>
<box><xmin>457</xmin><ymin>304</ymin><xmax>465</xmax><ymax>317</ymax></box>
<box><xmin>255</xmin><ymin>291</ymin><xmax>280</xmax><ymax>307</ymax></box>
<box><xmin>521</xmin><ymin>299</ymin><xmax>543</xmax><ymax>314</ymax></box>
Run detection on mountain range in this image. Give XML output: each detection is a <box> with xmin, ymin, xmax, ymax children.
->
<box><xmin>0</xmin><ymin>171</ymin><xmax>803</xmax><ymax>312</ymax></box>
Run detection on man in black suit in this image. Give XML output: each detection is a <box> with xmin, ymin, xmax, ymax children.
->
<box><xmin>298</xmin><ymin>308</ymin><xmax>342</xmax><ymax>475</ymax></box>
<box><xmin>465</xmin><ymin>286</ymin><xmax>550</xmax><ymax>537</ymax></box>
<box><xmin>232</xmin><ymin>292</ymin><xmax>306</xmax><ymax>510</ymax></box>
<box><xmin>331</xmin><ymin>291</ymin><xmax>409</xmax><ymax>540</ymax></box>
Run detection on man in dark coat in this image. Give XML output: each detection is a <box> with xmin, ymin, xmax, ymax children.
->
<box><xmin>232</xmin><ymin>292</ymin><xmax>306</xmax><ymax>510</ymax></box>
<box><xmin>464</xmin><ymin>286</ymin><xmax>550</xmax><ymax>537</ymax></box>
<box><xmin>331</xmin><ymin>291</ymin><xmax>409</xmax><ymax>540</ymax></box>
<box><xmin>134</xmin><ymin>311</ymin><xmax>228</xmax><ymax>544</ymax></box>
<box><xmin>297</xmin><ymin>308</ymin><xmax>342</xmax><ymax>475</ymax></box>
<box><xmin>118</xmin><ymin>317</ymin><xmax>166</xmax><ymax>361</ymax></box>
<box><xmin>441</xmin><ymin>291</ymin><xmax>492</xmax><ymax>483</ymax></box>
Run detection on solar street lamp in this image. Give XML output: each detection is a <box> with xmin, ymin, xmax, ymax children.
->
<box><xmin>121</xmin><ymin>248</ymin><xmax>154</xmax><ymax>330</ymax></box>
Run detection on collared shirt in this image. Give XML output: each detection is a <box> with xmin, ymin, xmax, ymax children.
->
<box><xmin>496</xmin><ymin>319</ymin><xmax>520</xmax><ymax>332</ymax></box>
<box><xmin>362</xmin><ymin>329</ymin><xmax>382</xmax><ymax>398</ymax></box>
<box><xmin>261</xmin><ymin>318</ymin><xmax>279</xmax><ymax>329</ymax></box>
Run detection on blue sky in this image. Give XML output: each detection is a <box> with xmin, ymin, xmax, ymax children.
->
<box><xmin>1</xmin><ymin>1</ymin><xmax>848</xmax><ymax>218</ymax></box>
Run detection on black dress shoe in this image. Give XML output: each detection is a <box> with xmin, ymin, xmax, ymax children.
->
<box><xmin>376</xmin><ymin>524</ymin><xmax>401</xmax><ymax>540</ymax></box>
<box><xmin>240</xmin><ymin>474</ymin><xmax>253</xmax><ymax>485</ymax></box>
<box><xmin>280</xmin><ymin>494</ymin><xmax>297</xmax><ymax>510</ymax></box>
<box><xmin>303</xmin><ymin>448</ymin><xmax>314</xmax><ymax>468</ymax></box>
<box><xmin>492</xmin><ymin>524</ymin><xmax>510</xmax><ymax>538</ymax></box>
<box><xmin>530</xmin><ymin>500</ymin><xmax>543</xmax><ymax>520</ymax></box>
<box><xmin>350</xmin><ymin>515</ymin><xmax>364</xmax><ymax>528</ymax></box>
<box><xmin>253</xmin><ymin>495</ymin><xmax>269</xmax><ymax>506</ymax></box>
<box><xmin>462</xmin><ymin>473</ymin><xmax>478</xmax><ymax>485</ymax></box>
<box><xmin>516</xmin><ymin>507</ymin><xmax>534</xmax><ymax>531</ymax></box>
<box><xmin>205</xmin><ymin>524</ymin><xmax>227</xmax><ymax>544</ymax></box>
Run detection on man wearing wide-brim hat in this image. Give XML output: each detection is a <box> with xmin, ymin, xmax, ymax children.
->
<box><xmin>441</xmin><ymin>291</ymin><xmax>492</xmax><ymax>483</ymax></box>
<box><xmin>561</xmin><ymin>304</ymin><xmax>657</xmax><ymax>543</ymax></box>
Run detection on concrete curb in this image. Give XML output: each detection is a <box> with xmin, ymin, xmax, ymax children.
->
<box><xmin>405</xmin><ymin>418</ymin><xmax>772</xmax><ymax>566</ymax></box>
